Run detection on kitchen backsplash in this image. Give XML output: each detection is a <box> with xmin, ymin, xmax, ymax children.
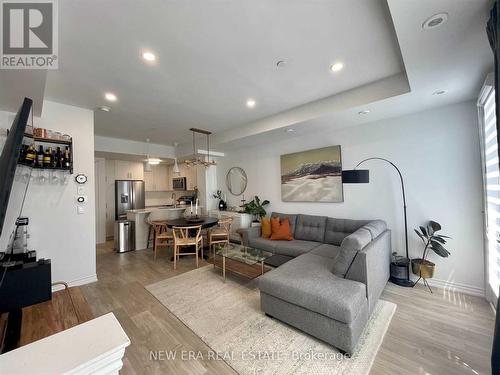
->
<box><xmin>145</xmin><ymin>190</ymin><xmax>195</xmax><ymax>206</ymax></box>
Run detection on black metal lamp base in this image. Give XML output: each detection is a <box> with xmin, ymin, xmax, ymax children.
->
<box><xmin>390</xmin><ymin>278</ymin><xmax>415</xmax><ymax>287</ymax></box>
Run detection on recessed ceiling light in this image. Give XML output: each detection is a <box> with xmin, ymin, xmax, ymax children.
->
<box><xmin>98</xmin><ymin>106</ymin><xmax>111</xmax><ymax>112</ymax></box>
<box><xmin>422</xmin><ymin>13</ymin><xmax>448</xmax><ymax>30</ymax></box>
<box><xmin>330</xmin><ymin>62</ymin><xmax>344</xmax><ymax>72</ymax></box>
<box><xmin>105</xmin><ymin>92</ymin><xmax>117</xmax><ymax>102</ymax></box>
<box><xmin>246</xmin><ymin>99</ymin><xmax>256</xmax><ymax>108</ymax></box>
<box><xmin>142</xmin><ymin>51</ymin><xmax>156</xmax><ymax>62</ymax></box>
<box><xmin>147</xmin><ymin>157</ymin><xmax>161</xmax><ymax>165</ymax></box>
<box><xmin>433</xmin><ymin>90</ymin><xmax>446</xmax><ymax>95</ymax></box>
<box><xmin>285</xmin><ymin>128</ymin><xmax>295</xmax><ymax>133</ymax></box>
<box><xmin>358</xmin><ymin>110</ymin><xmax>370</xmax><ymax>115</ymax></box>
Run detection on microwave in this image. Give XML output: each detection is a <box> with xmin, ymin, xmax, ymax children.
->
<box><xmin>172</xmin><ymin>177</ymin><xmax>187</xmax><ymax>190</ymax></box>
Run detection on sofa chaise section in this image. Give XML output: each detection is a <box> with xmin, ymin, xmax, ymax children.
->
<box><xmin>239</xmin><ymin>213</ymin><xmax>391</xmax><ymax>354</ymax></box>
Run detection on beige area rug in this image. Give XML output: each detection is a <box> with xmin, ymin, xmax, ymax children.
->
<box><xmin>146</xmin><ymin>266</ymin><xmax>396</xmax><ymax>375</ymax></box>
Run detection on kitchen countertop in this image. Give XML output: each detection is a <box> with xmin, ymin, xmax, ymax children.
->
<box><xmin>126</xmin><ymin>205</ymin><xmax>202</xmax><ymax>214</ymax></box>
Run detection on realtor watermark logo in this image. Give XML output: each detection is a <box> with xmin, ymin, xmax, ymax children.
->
<box><xmin>1</xmin><ymin>0</ymin><xmax>58</xmax><ymax>69</ymax></box>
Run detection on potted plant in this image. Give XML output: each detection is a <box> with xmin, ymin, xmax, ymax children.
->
<box><xmin>212</xmin><ymin>190</ymin><xmax>227</xmax><ymax>211</ymax></box>
<box><xmin>413</xmin><ymin>220</ymin><xmax>451</xmax><ymax>280</ymax></box>
<box><xmin>243</xmin><ymin>196</ymin><xmax>270</xmax><ymax>225</ymax></box>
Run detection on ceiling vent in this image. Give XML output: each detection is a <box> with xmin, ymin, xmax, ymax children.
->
<box><xmin>422</xmin><ymin>13</ymin><xmax>448</xmax><ymax>30</ymax></box>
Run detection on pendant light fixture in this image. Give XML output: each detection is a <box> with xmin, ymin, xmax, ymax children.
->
<box><xmin>184</xmin><ymin>128</ymin><xmax>216</xmax><ymax>167</ymax></box>
<box><xmin>173</xmin><ymin>157</ymin><xmax>180</xmax><ymax>174</ymax></box>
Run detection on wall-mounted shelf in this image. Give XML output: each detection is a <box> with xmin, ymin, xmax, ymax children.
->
<box><xmin>24</xmin><ymin>133</ymin><xmax>73</xmax><ymax>145</ymax></box>
<box><xmin>14</xmin><ymin>130</ymin><xmax>74</xmax><ymax>174</ymax></box>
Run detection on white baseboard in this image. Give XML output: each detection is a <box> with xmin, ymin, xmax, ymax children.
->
<box><xmin>415</xmin><ymin>277</ymin><xmax>485</xmax><ymax>297</ymax></box>
<box><xmin>52</xmin><ymin>274</ymin><xmax>98</xmax><ymax>292</ymax></box>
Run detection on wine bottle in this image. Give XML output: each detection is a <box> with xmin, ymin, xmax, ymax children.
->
<box><xmin>25</xmin><ymin>144</ymin><xmax>36</xmax><ymax>166</ymax></box>
<box><xmin>64</xmin><ymin>146</ymin><xmax>71</xmax><ymax>170</ymax></box>
<box><xmin>59</xmin><ymin>148</ymin><xmax>65</xmax><ymax>169</ymax></box>
<box><xmin>43</xmin><ymin>147</ymin><xmax>52</xmax><ymax>168</ymax></box>
<box><xmin>52</xmin><ymin>147</ymin><xmax>59</xmax><ymax>168</ymax></box>
<box><xmin>37</xmin><ymin>145</ymin><xmax>44</xmax><ymax>167</ymax></box>
<box><xmin>18</xmin><ymin>144</ymin><xmax>27</xmax><ymax>165</ymax></box>
<box><xmin>55</xmin><ymin>147</ymin><xmax>62</xmax><ymax>168</ymax></box>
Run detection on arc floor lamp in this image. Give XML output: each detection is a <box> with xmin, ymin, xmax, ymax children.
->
<box><xmin>342</xmin><ymin>157</ymin><xmax>414</xmax><ymax>287</ymax></box>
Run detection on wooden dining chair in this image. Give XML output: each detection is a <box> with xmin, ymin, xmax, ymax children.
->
<box><xmin>209</xmin><ymin>217</ymin><xmax>233</xmax><ymax>264</ymax></box>
<box><xmin>146</xmin><ymin>218</ymin><xmax>174</xmax><ymax>260</ymax></box>
<box><xmin>172</xmin><ymin>225</ymin><xmax>203</xmax><ymax>270</ymax></box>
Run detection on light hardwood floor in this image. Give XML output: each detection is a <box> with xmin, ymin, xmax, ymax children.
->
<box><xmin>81</xmin><ymin>242</ymin><xmax>495</xmax><ymax>374</ymax></box>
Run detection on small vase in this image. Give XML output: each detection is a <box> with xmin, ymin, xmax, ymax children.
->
<box><xmin>218</xmin><ymin>199</ymin><xmax>226</xmax><ymax>211</ymax></box>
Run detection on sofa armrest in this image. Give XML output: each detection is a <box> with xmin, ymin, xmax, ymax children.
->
<box><xmin>333</xmin><ymin>220</ymin><xmax>387</xmax><ymax>277</ymax></box>
<box><xmin>332</xmin><ymin>228</ymin><xmax>372</xmax><ymax>277</ymax></box>
<box><xmin>345</xmin><ymin>229</ymin><xmax>391</xmax><ymax>314</ymax></box>
<box><xmin>237</xmin><ymin>226</ymin><xmax>261</xmax><ymax>246</ymax></box>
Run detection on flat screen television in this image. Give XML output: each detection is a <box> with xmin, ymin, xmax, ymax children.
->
<box><xmin>0</xmin><ymin>98</ymin><xmax>52</xmax><ymax>353</ymax></box>
<box><xmin>0</xmin><ymin>97</ymin><xmax>32</xmax><ymax>239</ymax></box>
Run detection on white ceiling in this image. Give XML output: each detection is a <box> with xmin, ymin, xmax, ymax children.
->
<box><xmin>214</xmin><ymin>0</ymin><xmax>494</xmax><ymax>150</ymax></box>
<box><xmin>1</xmin><ymin>0</ymin><xmax>492</xmax><ymax>150</ymax></box>
<box><xmin>44</xmin><ymin>0</ymin><xmax>405</xmax><ymax>144</ymax></box>
<box><xmin>0</xmin><ymin>70</ymin><xmax>46</xmax><ymax>117</ymax></box>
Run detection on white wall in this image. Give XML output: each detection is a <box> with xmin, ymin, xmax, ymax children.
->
<box><xmin>0</xmin><ymin>101</ymin><xmax>96</xmax><ymax>288</ymax></box>
<box><xmin>218</xmin><ymin>101</ymin><xmax>485</xmax><ymax>296</ymax></box>
<box><xmin>95</xmin><ymin>135</ymin><xmax>175</xmax><ymax>159</ymax></box>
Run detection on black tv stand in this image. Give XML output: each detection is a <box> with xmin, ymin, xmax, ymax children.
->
<box><xmin>0</xmin><ymin>258</ymin><xmax>51</xmax><ymax>353</ymax></box>
<box><xmin>1</xmin><ymin>309</ymin><xmax>21</xmax><ymax>353</ymax></box>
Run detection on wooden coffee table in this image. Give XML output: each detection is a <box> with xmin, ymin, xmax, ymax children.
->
<box><xmin>213</xmin><ymin>243</ymin><xmax>273</xmax><ymax>281</ymax></box>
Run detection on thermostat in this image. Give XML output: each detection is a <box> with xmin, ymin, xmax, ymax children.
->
<box><xmin>75</xmin><ymin>174</ymin><xmax>87</xmax><ymax>184</ymax></box>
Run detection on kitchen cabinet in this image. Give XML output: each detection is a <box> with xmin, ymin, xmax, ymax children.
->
<box><xmin>144</xmin><ymin>170</ymin><xmax>154</xmax><ymax>191</ymax></box>
<box><xmin>154</xmin><ymin>165</ymin><xmax>168</xmax><ymax>191</ymax></box>
<box><xmin>176</xmin><ymin>163</ymin><xmax>197</xmax><ymax>190</ymax></box>
<box><xmin>160</xmin><ymin>163</ymin><xmax>198</xmax><ymax>191</ymax></box>
<box><xmin>145</xmin><ymin>164</ymin><xmax>169</xmax><ymax>191</ymax></box>
<box><xmin>165</xmin><ymin>165</ymin><xmax>172</xmax><ymax>190</ymax></box>
<box><xmin>114</xmin><ymin>160</ymin><xmax>144</xmax><ymax>180</ymax></box>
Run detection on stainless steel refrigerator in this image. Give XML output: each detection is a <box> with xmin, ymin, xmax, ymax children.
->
<box><xmin>115</xmin><ymin>180</ymin><xmax>145</xmax><ymax>220</ymax></box>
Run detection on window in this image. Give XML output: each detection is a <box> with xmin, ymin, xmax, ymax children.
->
<box><xmin>478</xmin><ymin>75</ymin><xmax>500</xmax><ymax>302</ymax></box>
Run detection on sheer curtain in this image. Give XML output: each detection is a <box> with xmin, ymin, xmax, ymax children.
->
<box><xmin>487</xmin><ymin>2</ymin><xmax>500</xmax><ymax>371</ymax></box>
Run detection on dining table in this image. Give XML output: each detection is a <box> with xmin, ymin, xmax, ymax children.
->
<box><xmin>165</xmin><ymin>216</ymin><xmax>219</xmax><ymax>230</ymax></box>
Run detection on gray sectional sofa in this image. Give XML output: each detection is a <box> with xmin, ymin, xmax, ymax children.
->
<box><xmin>239</xmin><ymin>212</ymin><xmax>391</xmax><ymax>354</ymax></box>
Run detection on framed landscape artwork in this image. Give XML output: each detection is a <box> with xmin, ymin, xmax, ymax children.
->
<box><xmin>280</xmin><ymin>145</ymin><xmax>343</xmax><ymax>202</ymax></box>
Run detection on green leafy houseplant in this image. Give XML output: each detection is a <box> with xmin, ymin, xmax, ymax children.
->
<box><xmin>212</xmin><ymin>190</ymin><xmax>223</xmax><ymax>200</ymax></box>
<box><xmin>413</xmin><ymin>220</ymin><xmax>451</xmax><ymax>280</ymax></box>
<box><xmin>243</xmin><ymin>196</ymin><xmax>270</xmax><ymax>222</ymax></box>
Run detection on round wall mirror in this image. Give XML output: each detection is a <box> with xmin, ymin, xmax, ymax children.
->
<box><xmin>226</xmin><ymin>167</ymin><xmax>247</xmax><ymax>196</ymax></box>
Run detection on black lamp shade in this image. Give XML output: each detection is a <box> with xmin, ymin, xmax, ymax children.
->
<box><xmin>342</xmin><ymin>169</ymin><xmax>369</xmax><ymax>183</ymax></box>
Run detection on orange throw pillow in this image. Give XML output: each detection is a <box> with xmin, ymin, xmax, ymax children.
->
<box><xmin>261</xmin><ymin>217</ymin><xmax>271</xmax><ymax>238</ymax></box>
<box><xmin>270</xmin><ymin>217</ymin><xmax>293</xmax><ymax>241</ymax></box>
